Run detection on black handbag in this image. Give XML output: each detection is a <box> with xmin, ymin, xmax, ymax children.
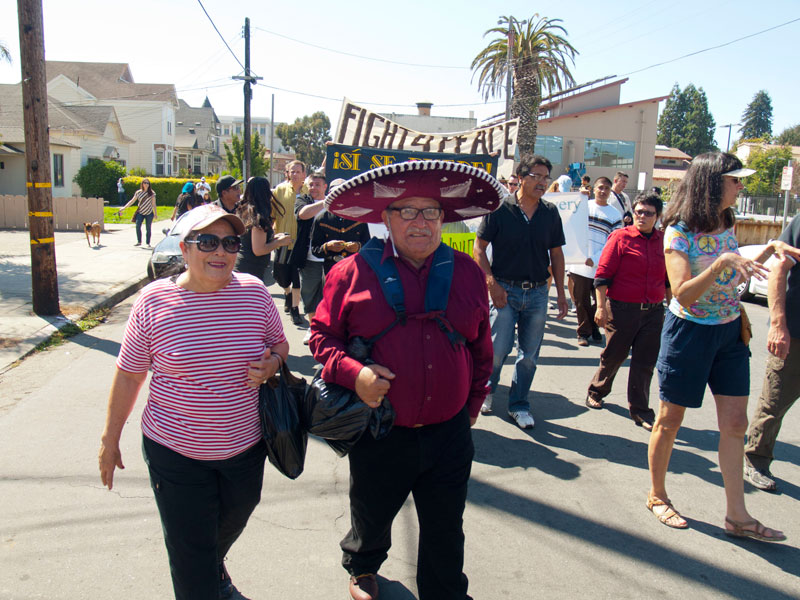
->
<box><xmin>258</xmin><ymin>361</ymin><xmax>308</xmax><ymax>479</ymax></box>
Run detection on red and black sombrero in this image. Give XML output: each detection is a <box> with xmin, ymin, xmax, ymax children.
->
<box><xmin>325</xmin><ymin>160</ymin><xmax>506</xmax><ymax>223</ymax></box>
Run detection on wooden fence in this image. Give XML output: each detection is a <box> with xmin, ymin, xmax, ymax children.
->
<box><xmin>0</xmin><ymin>195</ymin><xmax>104</xmax><ymax>230</ymax></box>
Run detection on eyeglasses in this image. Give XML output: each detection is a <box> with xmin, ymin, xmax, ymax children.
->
<box><xmin>726</xmin><ymin>177</ymin><xmax>741</xmax><ymax>184</ymax></box>
<box><xmin>508</xmin><ymin>182</ymin><xmax>519</xmax><ymax>188</ymax></box>
<box><xmin>184</xmin><ymin>233</ymin><xmax>241</xmax><ymax>253</ymax></box>
<box><xmin>634</xmin><ymin>209</ymin><xmax>657</xmax><ymax>217</ymax></box>
<box><xmin>524</xmin><ymin>173</ymin><xmax>551</xmax><ymax>183</ymax></box>
<box><xmin>387</xmin><ymin>207</ymin><xmax>443</xmax><ymax>221</ymax></box>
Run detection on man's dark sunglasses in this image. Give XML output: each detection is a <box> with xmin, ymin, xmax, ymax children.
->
<box><xmin>185</xmin><ymin>233</ymin><xmax>241</xmax><ymax>253</ymax></box>
<box><xmin>387</xmin><ymin>207</ymin><xmax>443</xmax><ymax>221</ymax></box>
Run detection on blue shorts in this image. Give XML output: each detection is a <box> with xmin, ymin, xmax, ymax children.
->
<box><xmin>656</xmin><ymin>311</ymin><xmax>750</xmax><ymax>408</ymax></box>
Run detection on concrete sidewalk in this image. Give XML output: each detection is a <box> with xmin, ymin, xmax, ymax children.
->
<box><xmin>0</xmin><ymin>221</ymin><xmax>165</xmax><ymax>372</ymax></box>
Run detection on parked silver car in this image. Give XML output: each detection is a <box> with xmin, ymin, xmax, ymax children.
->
<box><xmin>146</xmin><ymin>213</ymin><xmax>189</xmax><ymax>280</ymax></box>
<box><xmin>737</xmin><ymin>244</ymin><xmax>769</xmax><ymax>301</ymax></box>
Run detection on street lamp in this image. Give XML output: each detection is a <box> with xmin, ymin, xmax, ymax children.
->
<box><xmin>501</xmin><ymin>16</ymin><xmax>526</xmax><ymax>122</ymax></box>
<box><xmin>717</xmin><ymin>123</ymin><xmax>741</xmax><ymax>152</ymax></box>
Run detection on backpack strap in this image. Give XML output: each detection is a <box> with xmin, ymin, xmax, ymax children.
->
<box><xmin>359</xmin><ymin>237</ymin><xmax>407</xmax><ymax>323</ymax></box>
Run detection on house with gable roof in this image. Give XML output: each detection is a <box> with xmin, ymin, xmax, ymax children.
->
<box><xmin>45</xmin><ymin>61</ymin><xmax>179</xmax><ymax>175</ymax></box>
<box><xmin>174</xmin><ymin>97</ymin><xmax>224</xmax><ymax>176</ymax></box>
<box><xmin>0</xmin><ymin>83</ymin><xmax>132</xmax><ymax>197</ymax></box>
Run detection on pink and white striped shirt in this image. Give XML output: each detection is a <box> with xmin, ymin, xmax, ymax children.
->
<box><xmin>117</xmin><ymin>273</ymin><xmax>286</xmax><ymax>460</ymax></box>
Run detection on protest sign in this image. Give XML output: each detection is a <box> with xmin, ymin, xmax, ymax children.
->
<box><xmin>326</xmin><ymin>143</ymin><xmax>499</xmax><ymax>183</ymax></box>
<box><xmin>334</xmin><ymin>99</ymin><xmax>518</xmax><ymax>178</ymax></box>
<box><xmin>544</xmin><ymin>192</ymin><xmax>589</xmax><ymax>264</ymax></box>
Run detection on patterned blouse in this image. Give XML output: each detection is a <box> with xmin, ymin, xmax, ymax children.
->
<box><xmin>664</xmin><ymin>222</ymin><xmax>742</xmax><ymax>325</ymax></box>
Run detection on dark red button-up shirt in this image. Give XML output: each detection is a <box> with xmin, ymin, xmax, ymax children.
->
<box><xmin>310</xmin><ymin>241</ymin><xmax>492</xmax><ymax>427</ymax></box>
<box><xmin>594</xmin><ymin>225</ymin><xmax>667</xmax><ymax>303</ymax></box>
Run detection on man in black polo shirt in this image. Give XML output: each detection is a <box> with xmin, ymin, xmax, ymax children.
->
<box><xmin>474</xmin><ymin>155</ymin><xmax>568</xmax><ymax>429</ymax></box>
<box><xmin>214</xmin><ymin>175</ymin><xmax>242</xmax><ymax>213</ymax></box>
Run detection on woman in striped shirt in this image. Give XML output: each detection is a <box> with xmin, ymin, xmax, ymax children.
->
<box><xmin>99</xmin><ymin>204</ymin><xmax>289</xmax><ymax>599</ymax></box>
<box><xmin>117</xmin><ymin>178</ymin><xmax>157</xmax><ymax>247</ymax></box>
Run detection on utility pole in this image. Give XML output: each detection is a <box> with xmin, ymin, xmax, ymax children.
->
<box><xmin>232</xmin><ymin>18</ymin><xmax>261</xmax><ymax>182</ymax></box>
<box><xmin>18</xmin><ymin>0</ymin><xmax>59</xmax><ymax>315</ymax></box>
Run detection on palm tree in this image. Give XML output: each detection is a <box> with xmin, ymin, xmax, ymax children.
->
<box><xmin>471</xmin><ymin>15</ymin><xmax>577</xmax><ymax>156</ymax></box>
<box><xmin>0</xmin><ymin>40</ymin><xmax>11</xmax><ymax>64</ymax></box>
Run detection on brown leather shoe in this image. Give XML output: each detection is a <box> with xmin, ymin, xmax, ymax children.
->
<box><xmin>349</xmin><ymin>574</ymin><xmax>379</xmax><ymax>600</ymax></box>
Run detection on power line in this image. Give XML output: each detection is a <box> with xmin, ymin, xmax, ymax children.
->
<box><xmin>196</xmin><ymin>0</ymin><xmax>245</xmax><ymax>72</ymax></box>
<box><xmin>252</xmin><ymin>26</ymin><xmax>467</xmax><ymax>70</ymax></box>
<box><xmin>621</xmin><ymin>16</ymin><xmax>800</xmax><ymax>77</ymax></box>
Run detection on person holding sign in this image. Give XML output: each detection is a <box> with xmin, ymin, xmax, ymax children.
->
<box><xmin>310</xmin><ymin>160</ymin><xmax>501</xmax><ymax>600</ymax></box>
<box><xmin>474</xmin><ymin>155</ymin><xmax>569</xmax><ymax>429</ymax></box>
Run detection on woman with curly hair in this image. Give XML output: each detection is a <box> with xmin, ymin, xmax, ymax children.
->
<box><xmin>234</xmin><ymin>176</ymin><xmax>291</xmax><ymax>283</ymax></box>
<box><xmin>646</xmin><ymin>152</ymin><xmax>798</xmax><ymax>542</ymax></box>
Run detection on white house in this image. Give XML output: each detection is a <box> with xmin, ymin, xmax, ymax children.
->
<box><xmin>175</xmin><ymin>97</ymin><xmax>224</xmax><ymax>176</ymax></box>
<box><xmin>45</xmin><ymin>61</ymin><xmax>178</xmax><ymax>176</ymax></box>
<box><xmin>0</xmin><ymin>83</ymin><xmax>131</xmax><ymax>197</ymax></box>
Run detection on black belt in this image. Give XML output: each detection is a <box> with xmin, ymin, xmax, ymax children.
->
<box><xmin>495</xmin><ymin>277</ymin><xmax>548</xmax><ymax>290</ymax></box>
<box><xmin>610</xmin><ymin>299</ymin><xmax>663</xmax><ymax>310</ymax></box>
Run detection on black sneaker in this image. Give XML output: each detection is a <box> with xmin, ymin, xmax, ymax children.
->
<box><xmin>283</xmin><ymin>296</ymin><xmax>291</xmax><ymax>314</ymax></box>
<box><xmin>744</xmin><ymin>464</ymin><xmax>777</xmax><ymax>491</ymax></box>
<box><xmin>591</xmin><ymin>328</ymin><xmax>603</xmax><ymax>343</ymax></box>
<box><xmin>219</xmin><ymin>562</ymin><xmax>236</xmax><ymax>599</ymax></box>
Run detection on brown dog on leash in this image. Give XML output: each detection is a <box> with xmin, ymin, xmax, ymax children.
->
<box><xmin>84</xmin><ymin>222</ymin><xmax>101</xmax><ymax>247</ymax></box>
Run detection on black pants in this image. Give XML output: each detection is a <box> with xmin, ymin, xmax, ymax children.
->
<box><xmin>342</xmin><ymin>407</ymin><xmax>474</xmax><ymax>600</ymax></box>
<box><xmin>142</xmin><ymin>436</ymin><xmax>267</xmax><ymax>600</ymax></box>
<box><xmin>587</xmin><ymin>301</ymin><xmax>663</xmax><ymax>422</ymax></box>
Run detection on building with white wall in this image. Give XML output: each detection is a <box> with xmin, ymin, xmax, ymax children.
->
<box><xmin>45</xmin><ymin>61</ymin><xmax>178</xmax><ymax>176</ymax></box>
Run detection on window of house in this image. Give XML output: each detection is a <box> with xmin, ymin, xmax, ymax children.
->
<box><xmin>223</xmin><ymin>126</ymin><xmax>230</xmax><ymax>135</ymax></box>
<box><xmin>584</xmin><ymin>139</ymin><xmax>636</xmax><ymax>169</ymax></box>
<box><xmin>259</xmin><ymin>126</ymin><xmax>266</xmax><ymax>136</ymax></box>
<box><xmin>235</xmin><ymin>125</ymin><xmax>242</xmax><ymax>135</ymax></box>
<box><xmin>155</xmin><ymin>150</ymin><xmax>164</xmax><ymax>176</ymax></box>
<box><xmin>193</xmin><ymin>155</ymin><xmax>202</xmax><ymax>174</ymax></box>
<box><xmin>167</xmin><ymin>151</ymin><xmax>173</xmax><ymax>176</ymax></box>
<box><xmin>533</xmin><ymin>135</ymin><xmax>563</xmax><ymax>165</ymax></box>
<box><xmin>167</xmin><ymin>121</ymin><xmax>172</xmax><ymax>135</ymax></box>
<box><xmin>53</xmin><ymin>154</ymin><xmax>64</xmax><ymax>187</ymax></box>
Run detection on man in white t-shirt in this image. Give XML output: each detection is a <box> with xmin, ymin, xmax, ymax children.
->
<box><xmin>609</xmin><ymin>171</ymin><xmax>633</xmax><ymax>226</ymax></box>
<box><xmin>568</xmin><ymin>177</ymin><xmax>622</xmax><ymax>346</ymax></box>
<box><xmin>556</xmin><ymin>169</ymin><xmax>573</xmax><ymax>193</ymax></box>
<box><xmin>196</xmin><ymin>176</ymin><xmax>211</xmax><ymax>197</ymax></box>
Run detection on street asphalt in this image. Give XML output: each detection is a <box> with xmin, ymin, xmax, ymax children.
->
<box><xmin>0</xmin><ymin>223</ymin><xmax>798</xmax><ymax>599</ymax></box>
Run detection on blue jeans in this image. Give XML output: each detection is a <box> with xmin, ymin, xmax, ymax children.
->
<box><xmin>488</xmin><ymin>282</ymin><xmax>548</xmax><ymax>413</ymax></box>
<box><xmin>135</xmin><ymin>211</ymin><xmax>154</xmax><ymax>245</ymax></box>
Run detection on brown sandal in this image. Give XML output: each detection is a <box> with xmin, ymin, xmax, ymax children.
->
<box><xmin>646</xmin><ymin>495</ymin><xmax>688</xmax><ymax>529</ymax></box>
<box><xmin>724</xmin><ymin>517</ymin><xmax>786</xmax><ymax>543</ymax></box>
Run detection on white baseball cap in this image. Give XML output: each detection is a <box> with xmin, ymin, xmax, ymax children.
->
<box><xmin>722</xmin><ymin>168</ymin><xmax>756</xmax><ymax>178</ymax></box>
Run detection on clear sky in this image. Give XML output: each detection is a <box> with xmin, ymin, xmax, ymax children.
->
<box><xmin>1</xmin><ymin>0</ymin><xmax>798</xmax><ymax>150</ymax></box>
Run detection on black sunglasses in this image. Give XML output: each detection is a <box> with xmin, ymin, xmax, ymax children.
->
<box><xmin>387</xmin><ymin>207</ymin><xmax>443</xmax><ymax>221</ymax></box>
<box><xmin>185</xmin><ymin>233</ymin><xmax>241</xmax><ymax>253</ymax></box>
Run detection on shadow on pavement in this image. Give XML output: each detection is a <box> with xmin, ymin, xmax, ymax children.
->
<box><xmin>468</xmin><ymin>478</ymin><xmax>800</xmax><ymax>597</ymax></box>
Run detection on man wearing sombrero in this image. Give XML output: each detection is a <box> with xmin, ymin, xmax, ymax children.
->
<box><xmin>310</xmin><ymin>160</ymin><xmax>503</xmax><ymax>600</ymax></box>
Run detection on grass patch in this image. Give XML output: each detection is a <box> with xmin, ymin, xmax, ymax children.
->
<box><xmin>104</xmin><ymin>206</ymin><xmax>173</xmax><ymax>224</ymax></box>
<box><xmin>34</xmin><ymin>307</ymin><xmax>111</xmax><ymax>352</ymax></box>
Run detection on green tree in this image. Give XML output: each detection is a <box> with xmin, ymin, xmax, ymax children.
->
<box><xmin>73</xmin><ymin>159</ymin><xmax>126</xmax><ymax>203</ymax></box>
<box><xmin>223</xmin><ymin>131</ymin><xmax>269</xmax><ymax>178</ymax></box>
<box><xmin>276</xmin><ymin>112</ymin><xmax>331</xmax><ymax>170</ymax></box>
<box><xmin>471</xmin><ymin>15</ymin><xmax>578</xmax><ymax>156</ymax></box>
<box><xmin>775</xmin><ymin>124</ymin><xmax>800</xmax><ymax>146</ymax></box>
<box><xmin>656</xmin><ymin>83</ymin><xmax>716</xmax><ymax>156</ymax></box>
<box><xmin>657</xmin><ymin>84</ymin><xmax>688</xmax><ymax>148</ymax></box>
<box><xmin>742</xmin><ymin>145</ymin><xmax>792</xmax><ymax>196</ymax></box>
<box><xmin>740</xmin><ymin>90</ymin><xmax>773</xmax><ymax>140</ymax></box>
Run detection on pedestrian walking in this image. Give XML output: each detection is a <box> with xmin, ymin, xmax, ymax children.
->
<box><xmin>586</xmin><ymin>191</ymin><xmax>669</xmax><ymax>428</ymax></box>
<box><xmin>310</xmin><ymin>160</ymin><xmax>500</xmax><ymax>600</ymax></box>
<box><xmin>117</xmin><ymin>178</ymin><xmax>157</xmax><ymax>247</ymax></box>
<box><xmin>99</xmin><ymin>204</ymin><xmax>288</xmax><ymax>599</ymax></box>
<box><xmin>646</xmin><ymin>152</ymin><xmax>796</xmax><ymax>542</ymax></box>
<box><xmin>234</xmin><ymin>177</ymin><xmax>292</xmax><ymax>282</ymax></box>
<box><xmin>117</xmin><ymin>177</ymin><xmax>125</xmax><ymax>205</ymax></box>
<box><xmin>744</xmin><ymin>213</ymin><xmax>800</xmax><ymax>491</ymax></box>
<box><xmin>474</xmin><ymin>154</ymin><xmax>569</xmax><ymax>429</ymax></box>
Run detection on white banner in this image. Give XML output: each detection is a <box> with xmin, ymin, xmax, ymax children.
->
<box><xmin>335</xmin><ymin>98</ymin><xmax>519</xmax><ymax>179</ymax></box>
<box><xmin>543</xmin><ymin>192</ymin><xmax>588</xmax><ymax>264</ymax></box>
